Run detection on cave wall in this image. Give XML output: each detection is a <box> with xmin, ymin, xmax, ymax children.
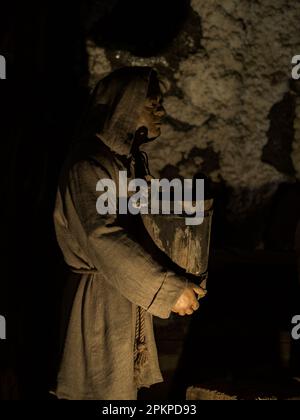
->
<box><xmin>85</xmin><ymin>0</ymin><xmax>300</xmax><ymax>249</ymax></box>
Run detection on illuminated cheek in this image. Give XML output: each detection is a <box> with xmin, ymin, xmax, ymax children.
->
<box><xmin>144</xmin><ymin>115</ymin><xmax>155</xmax><ymax>127</ymax></box>
<box><xmin>137</xmin><ymin>113</ymin><xmax>147</xmax><ymax>128</ymax></box>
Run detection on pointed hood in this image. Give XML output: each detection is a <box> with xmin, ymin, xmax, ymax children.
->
<box><xmin>82</xmin><ymin>66</ymin><xmax>157</xmax><ymax>157</ymax></box>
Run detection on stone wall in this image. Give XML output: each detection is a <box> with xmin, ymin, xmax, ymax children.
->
<box><xmin>84</xmin><ymin>0</ymin><xmax>300</xmax><ymax>249</ymax></box>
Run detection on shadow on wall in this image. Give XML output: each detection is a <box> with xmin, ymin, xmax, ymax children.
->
<box><xmin>86</xmin><ymin>0</ymin><xmax>191</xmax><ymax>57</ymax></box>
<box><xmin>0</xmin><ymin>1</ymin><xmax>90</xmax><ymax>400</ymax></box>
<box><xmin>169</xmin><ymin>249</ymin><xmax>300</xmax><ymax>399</ymax></box>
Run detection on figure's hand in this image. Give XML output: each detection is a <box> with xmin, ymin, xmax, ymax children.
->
<box><xmin>171</xmin><ymin>283</ymin><xmax>207</xmax><ymax>316</ymax></box>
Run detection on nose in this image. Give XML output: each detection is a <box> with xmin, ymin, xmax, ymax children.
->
<box><xmin>154</xmin><ymin>105</ymin><xmax>166</xmax><ymax>119</ymax></box>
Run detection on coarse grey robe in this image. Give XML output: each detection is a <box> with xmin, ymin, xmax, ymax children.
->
<box><xmin>52</xmin><ymin>67</ymin><xmax>187</xmax><ymax>400</ymax></box>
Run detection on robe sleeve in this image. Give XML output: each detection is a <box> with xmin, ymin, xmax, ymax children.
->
<box><xmin>68</xmin><ymin>159</ymin><xmax>187</xmax><ymax>319</ymax></box>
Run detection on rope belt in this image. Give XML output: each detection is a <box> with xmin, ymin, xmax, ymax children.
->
<box><xmin>70</xmin><ymin>267</ymin><xmax>148</xmax><ymax>386</ymax></box>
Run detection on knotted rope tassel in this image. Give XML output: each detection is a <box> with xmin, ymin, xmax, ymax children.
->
<box><xmin>133</xmin><ymin>306</ymin><xmax>149</xmax><ymax>386</ymax></box>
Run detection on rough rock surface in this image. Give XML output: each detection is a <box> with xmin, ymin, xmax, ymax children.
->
<box><xmin>85</xmin><ymin>0</ymin><xmax>300</xmax><ymax>249</ymax></box>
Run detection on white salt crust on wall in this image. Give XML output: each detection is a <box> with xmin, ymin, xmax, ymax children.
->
<box><xmin>86</xmin><ymin>0</ymin><xmax>300</xmax><ymax>220</ymax></box>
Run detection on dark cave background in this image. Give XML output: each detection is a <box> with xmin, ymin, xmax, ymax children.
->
<box><xmin>0</xmin><ymin>0</ymin><xmax>300</xmax><ymax>400</ymax></box>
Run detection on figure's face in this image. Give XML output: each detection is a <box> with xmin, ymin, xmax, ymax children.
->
<box><xmin>136</xmin><ymin>94</ymin><xmax>166</xmax><ymax>141</ymax></box>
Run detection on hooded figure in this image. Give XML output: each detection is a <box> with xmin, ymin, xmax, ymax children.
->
<box><xmin>52</xmin><ymin>67</ymin><xmax>202</xmax><ymax>400</ymax></box>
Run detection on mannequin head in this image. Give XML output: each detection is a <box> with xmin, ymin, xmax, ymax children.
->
<box><xmin>134</xmin><ymin>71</ymin><xmax>166</xmax><ymax>147</ymax></box>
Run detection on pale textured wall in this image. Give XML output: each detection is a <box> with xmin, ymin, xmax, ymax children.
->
<box><xmin>85</xmin><ymin>0</ymin><xmax>300</xmax><ymax>249</ymax></box>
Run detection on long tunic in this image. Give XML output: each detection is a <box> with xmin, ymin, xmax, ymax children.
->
<box><xmin>52</xmin><ymin>136</ymin><xmax>186</xmax><ymax>400</ymax></box>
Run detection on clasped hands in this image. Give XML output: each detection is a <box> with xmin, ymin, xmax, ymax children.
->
<box><xmin>171</xmin><ymin>283</ymin><xmax>207</xmax><ymax>316</ymax></box>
